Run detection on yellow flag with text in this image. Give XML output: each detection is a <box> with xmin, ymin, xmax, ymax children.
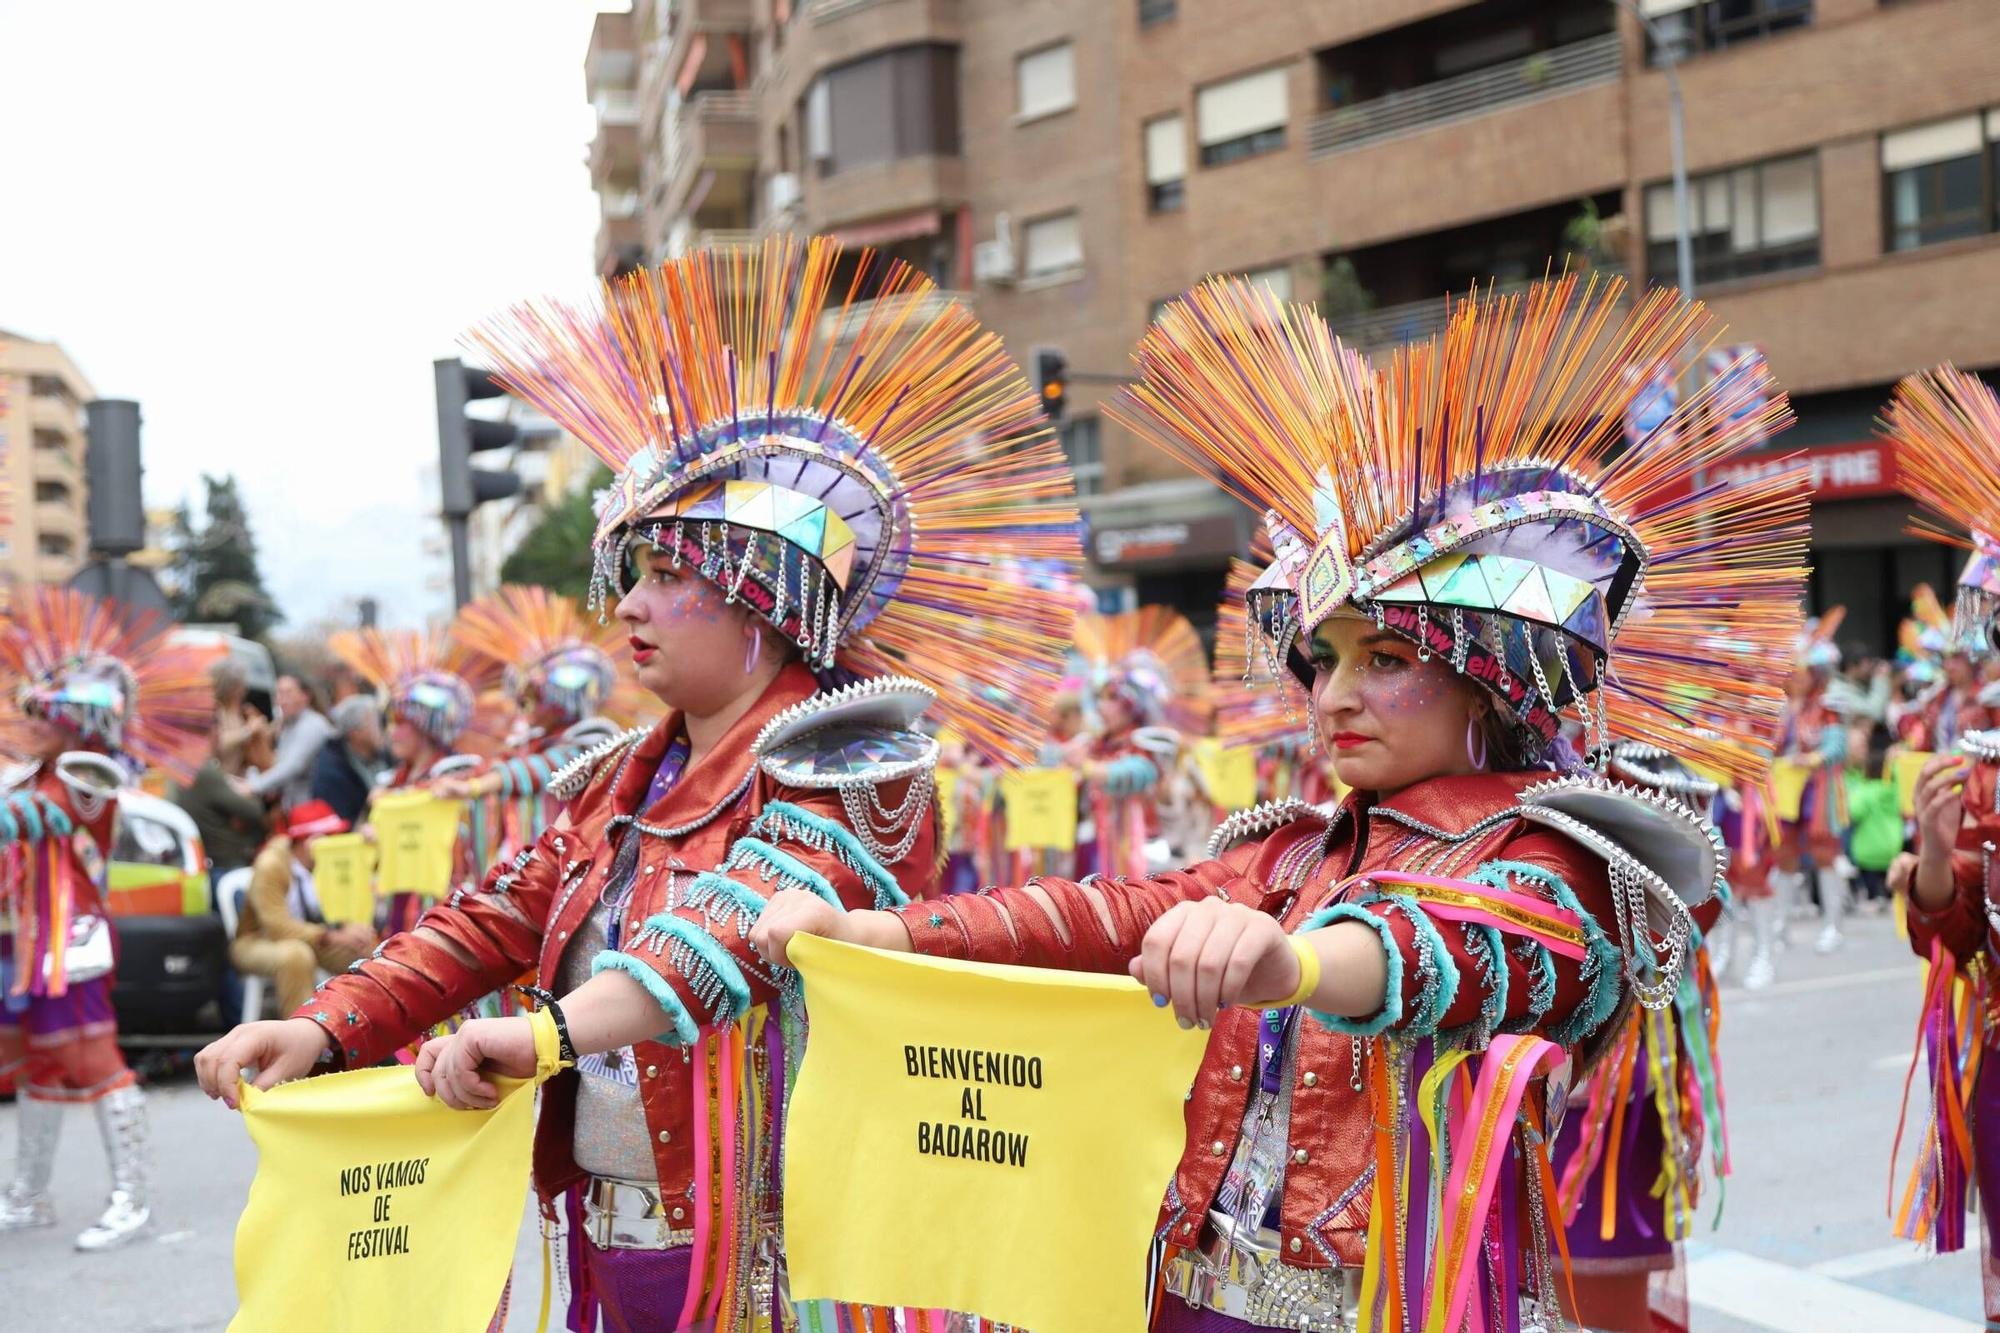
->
<box><xmin>1192</xmin><ymin>738</ymin><xmax>1258</xmax><ymax>812</ymax></box>
<box><xmin>783</xmin><ymin>934</ymin><xmax>1208</xmax><ymax>1333</ymax></box>
<box><xmin>1001</xmin><ymin>766</ymin><xmax>1079</xmax><ymax>852</ymax></box>
<box><xmin>1891</xmin><ymin>749</ymin><xmax>1936</xmax><ymax>817</ymax></box>
<box><xmin>229</xmin><ymin>1008</ymin><xmax>560</xmax><ymax>1332</ymax></box>
<box><xmin>311</xmin><ymin>833</ymin><xmax>378</xmax><ymax>926</ymax></box>
<box><xmin>369</xmin><ymin>791</ymin><xmax>464</xmax><ymax>898</ymax></box>
<box><xmin>1767</xmin><ymin>759</ymin><xmax>1812</xmax><ymax>822</ymax></box>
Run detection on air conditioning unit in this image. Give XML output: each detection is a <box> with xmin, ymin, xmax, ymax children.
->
<box><xmin>766</xmin><ymin>171</ymin><xmax>802</xmax><ymax>216</ymax></box>
<box><xmin>972</xmin><ymin>213</ymin><xmax>1016</xmax><ymax>287</ymax></box>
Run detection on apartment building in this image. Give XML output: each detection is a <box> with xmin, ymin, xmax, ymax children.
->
<box><xmin>585</xmin><ymin>0</ymin><xmax>2000</xmax><ymax>651</ymax></box>
<box><xmin>0</xmin><ymin>330</ymin><xmax>93</xmax><ymax>603</ymax></box>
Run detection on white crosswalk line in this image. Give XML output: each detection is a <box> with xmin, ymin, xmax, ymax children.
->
<box><xmin>1808</xmin><ymin>1241</ymin><xmax>1932</xmax><ymax>1279</ymax></box>
<box><xmin>1688</xmin><ymin>1247</ymin><xmax>1981</xmax><ymax>1332</ymax></box>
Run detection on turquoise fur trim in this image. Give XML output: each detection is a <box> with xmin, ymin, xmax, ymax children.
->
<box><xmin>751</xmin><ymin>801</ymin><xmax>909</xmax><ymax>908</ymax></box>
<box><xmin>1469</xmin><ymin>859</ymin><xmax>1620</xmax><ymax>1046</ymax></box>
<box><xmin>723</xmin><ymin>838</ymin><xmax>843</xmax><ymax>908</ymax></box>
<box><xmin>679</xmin><ymin>870</ymin><xmax>771</xmax><ymax>938</ymax></box>
<box><xmin>0</xmin><ymin>806</ymin><xmax>16</xmax><ymax>842</ymax></box>
<box><xmin>1102</xmin><ymin>754</ymin><xmax>1160</xmax><ymax>798</ymax></box>
<box><xmin>1379</xmin><ymin>897</ymin><xmax>1458</xmax><ymax>1035</ymax></box>
<box><xmin>1501</xmin><ymin>940</ymin><xmax>1558</xmax><ymax>1035</ymax></box>
<box><xmin>1460</xmin><ymin>922</ymin><xmax>1506</xmax><ymax>1044</ymax></box>
<box><xmin>10</xmin><ymin>793</ymin><xmax>43</xmax><ymax>841</ymax></box>
<box><xmin>636</xmin><ymin>913</ymin><xmax>753</xmax><ymax>1025</ymax></box>
<box><xmin>37</xmin><ymin>795</ymin><xmax>72</xmax><ymax>838</ymax></box>
<box><xmin>1298</xmin><ymin>902</ymin><xmax>1404</xmax><ymax>1037</ymax></box>
<box><xmin>591</xmin><ymin>950</ymin><xmax>701</xmax><ymax>1045</ymax></box>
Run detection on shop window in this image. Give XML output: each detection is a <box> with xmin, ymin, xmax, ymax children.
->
<box><xmin>1239</xmin><ymin>264</ymin><xmax>1293</xmax><ymax>301</ymax></box>
<box><xmin>1138</xmin><ymin>0</ymin><xmax>1176</xmax><ymax>26</ymax></box>
<box><xmin>1143</xmin><ymin>115</ymin><xmax>1186</xmax><ymax>213</ymax></box>
<box><xmin>1882</xmin><ymin>113</ymin><xmax>1999</xmax><ymax>253</ymax></box>
<box><xmin>1022</xmin><ymin>211</ymin><xmax>1083</xmax><ymax>281</ymax></box>
<box><xmin>803</xmin><ymin>43</ymin><xmax>960</xmax><ymax>178</ymax></box>
<box><xmin>1015</xmin><ymin>42</ymin><xmax>1076</xmax><ymax>121</ymax></box>
<box><xmin>1643</xmin><ymin>0</ymin><xmax>1812</xmax><ymax>66</ymax></box>
<box><xmin>1644</xmin><ymin>151</ymin><xmax>1819</xmax><ymax>287</ymax></box>
<box><xmin>1060</xmin><ymin>417</ymin><xmax>1104</xmax><ymax>498</ymax></box>
<box><xmin>1196</xmin><ymin>67</ymin><xmax>1288</xmax><ymax>168</ymax></box>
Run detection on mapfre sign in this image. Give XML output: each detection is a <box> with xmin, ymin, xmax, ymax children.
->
<box><xmin>1695</xmin><ymin>439</ymin><xmax>1900</xmax><ymax>501</ymax></box>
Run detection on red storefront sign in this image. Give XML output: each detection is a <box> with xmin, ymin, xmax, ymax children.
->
<box><xmin>1690</xmin><ymin>439</ymin><xmax>1901</xmax><ymax>501</ymax></box>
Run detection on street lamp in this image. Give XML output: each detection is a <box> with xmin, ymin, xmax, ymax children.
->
<box><xmin>1612</xmin><ymin>0</ymin><xmax>1695</xmax><ymax>298</ymax></box>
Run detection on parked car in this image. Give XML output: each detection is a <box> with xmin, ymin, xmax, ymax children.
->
<box><xmin>106</xmin><ymin>788</ymin><xmax>231</xmax><ymax>1045</ymax></box>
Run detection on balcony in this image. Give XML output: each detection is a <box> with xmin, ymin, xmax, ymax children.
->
<box><xmin>659</xmin><ymin>90</ymin><xmax>759</xmax><ymax>219</ymax></box>
<box><xmin>662</xmin><ymin>0</ymin><xmax>753</xmax><ymax>109</ymax></box>
<box><xmin>32</xmin><ymin>444</ymin><xmax>80</xmax><ymax>485</ymax></box>
<box><xmin>1309</xmin><ymin>33</ymin><xmax>1621</xmax><ymax>157</ymax></box>
<box><xmin>595</xmin><ymin>214</ymin><xmax>646</xmax><ymax>277</ymax></box>
<box><xmin>35</xmin><ymin>500</ymin><xmax>82</xmax><ymax>537</ymax></box>
<box><xmin>808</xmin><ymin>154</ymin><xmax>964</xmax><ymax>233</ymax></box>
<box><xmin>816</xmin><ymin>288</ymin><xmax>973</xmax><ymax>357</ymax></box>
<box><xmin>1326</xmin><ymin>262</ymin><xmax>1629</xmax><ymax>357</ymax></box>
<box><xmin>665</xmin><ymin>223</ymin><xmax>766</xmax><ymax>258</ymax></box>
<box><xmin>590</xmin><ymin>116</ymin><xmax>640</xmax><ymax>185</ymax></box>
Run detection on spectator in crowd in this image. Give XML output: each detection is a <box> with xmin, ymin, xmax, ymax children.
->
<box><xmin>174</xmin><ymin>659</ymin><xmax>274</xmax><ymax>883</ymax></box>
<box><xmin>1843</xmin><ymin>719</ymin><xmax>1901</xmax><ymax>911</ymax></box>
<box><xmin>309</xmin><ymin>694</ymin><xmax>384</xmax><ymax>826</ymax></box>
<box><xmin>226</xmin><ymin>801</ymin><xmax>377</xmax><ymax>1016</ymax></box>
<box><xmin>244</xmin><ymin>673</ymin><xmax>333</xmax><ymax>809</ymax></box>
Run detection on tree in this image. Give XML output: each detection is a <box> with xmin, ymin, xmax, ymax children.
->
<box><xmin>169</xmin><ymin>473</ymin><xmax>283</xmax><ymax>640</ymax></box>
<box><xmin>499</xmin><ymin>467</ymin><xmax>611</xmax><ymax>601</ymax></box>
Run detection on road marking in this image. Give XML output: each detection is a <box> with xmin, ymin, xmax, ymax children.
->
<box><xmin>1688</xmin><ymin>1247</ymin><xmax>1980</xmax><ymax>1332</ymax></box>
<box><xmin>1719</xmin><ymin>965</ymin><xmax>1916</xmax><ymax>1002</ymax></box>
<box><xmin>1873</xmin><ymin>1050</ymin><xmax>1915</xmax><ymax>1072</ymax></box>
<box><xmin>1808</xmin><ymin>1242</ymin><xmax>1932</xmax><ymax>1279</ymax></box>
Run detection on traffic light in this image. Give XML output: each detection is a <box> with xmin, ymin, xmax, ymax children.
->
<box><xmin>435</xmin><ymin>358</ymin><xmax>523</xmax><ymax>608</ymax></box>
<box><xmin>1034</xmin><ymin>348</ymin><xmax>1067</xmax><ymax>423</ymax></box>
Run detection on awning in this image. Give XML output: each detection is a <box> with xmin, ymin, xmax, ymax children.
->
<box><xmin>828</xmin><ymin>208</ymin><xmax>943</xmax><ymax>249</ymax></box>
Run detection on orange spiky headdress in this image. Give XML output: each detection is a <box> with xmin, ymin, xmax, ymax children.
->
<box><xmin>450</xmin><ymin>585</ymin><xmax>645</xmax><ymax>728</ymax></box>
<box><xmin>1072</xmin><ymin>606</ymin><xmax>1212</xmax><ymax>736</ymax></box>
<box><xmin>1213</xmin><ymin>558</ymin><xmax>1304</xmax><ymax>750</ymax></box>
<box><xmin>0</xmin><ymin>588</ymin><xmax>217</xmax><ymax>783</ymax></box>
<box><xmin>329</xmin><ymin>628</ymin><xmax>504</xmax><ymax>754</ymax></box>
<box><xmin>1896</xmin><ymin>585</ymin><xmax>1952</xmax><ymax>683</ymax></box>
<box><xmin>1111</xmin><ymin>273</ymin><xmax>1811</xmax><ymax>782</ymax></box>
<box><xmin>1884</xmin><ymin>365</ymin><xmax>2000</xmax><ymax>653</ymax></box>
<box><xmin>463</xmin><ymin>234</ymin><xmax>1082</xmax><ymax>764</ymax></box>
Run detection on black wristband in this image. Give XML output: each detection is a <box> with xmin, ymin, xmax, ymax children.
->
<box><xmin>515</xmin><ymin>985</ymin><xmax>578</xmax><ymax>1067</ymax></box>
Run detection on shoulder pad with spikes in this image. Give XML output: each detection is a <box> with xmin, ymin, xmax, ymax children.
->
<box><xmin>1515</xmin><ymin>774</ymin><xmax>1725</xmax><ymax>916</ymax></box>
<box><xmin>1205</xmin><ymin>798</ymin><xmax>1326</xmax><ymax>860</ymax></box>
<box><xmin>1959</xmin><ymin>729</ymin><xmax>2000</xmax><ymax>764</ymax></box>
<box><xmin>754</xmin><ymin>676</ymin><xmax>938</xmax><ymax>791</ymax></box>
<box><xmin>546</xmin><ymin>725</ymin><xmax>650</xmax><ymax>803</ymax></box>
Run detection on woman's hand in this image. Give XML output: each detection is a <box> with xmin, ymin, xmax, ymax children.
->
<box><xmin>194</xmin><ymin>1018</ymin><xmax>332</xmax><ymax>1110</ymax></box>
<box><xmin>1913</xmin><ymin>754</ymin><xmax>1972</xmax><ymax>908</ymax></box>
<box><xmin>1129</xmin><ymin>898</ymin><xmax>1299</xmax><ymax>1030</ymax></box>
<box><xmin>749</xmin><ymin>888</ymin><xmax>911</xmax><ymax>968</ymax></box>
<box><xmin>413</xmin><ymin>1017</ymin><xmax>538</xmax><ymax>1111</ymax></box>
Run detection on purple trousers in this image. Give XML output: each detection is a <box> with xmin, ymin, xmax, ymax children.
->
<box><xmin>567</xmin><ymin>1226</ymin><xmax>696</xmax><ymax>1333</ymax></box>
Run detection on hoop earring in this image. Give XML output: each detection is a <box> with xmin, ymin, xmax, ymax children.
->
<box><xmin>743</xmin><ymin>624</ymin><xmax>762</xmax><ymax>675</ymax></box>
<box><xmin>1465</xmin><ymin>715</ymin><xmax>1489</xmax><ymax>772</ymax></box>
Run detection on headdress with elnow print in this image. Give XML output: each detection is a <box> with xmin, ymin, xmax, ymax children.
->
<box><xmin>1110</xmin><ymin>272</ymin><xmax>1811</xmax><ymax>783</ymax></box>
<box><xmin>462</xmin><ymin>234</ymin><xmax>1081</xmax><ymax>765</ymax></box>
<box><xmin>450</xmin><ymin>585</ymin><xmax>647</xmax><ymax>727</ymax></box>
<box><xmin>1072</xmin><ymin>606</ymin><xmax>1212</xmax><ymax>736</ymax></box>
<box><xmin>1883</xmin><ymin>365</ymin><xmax>2000</xmax><ymax>655</ymax></box>
<box><xmin>328</xmin><ymin>627</ymin><xmax>505</xmax><ymax>755</ymax></box>
<box><xmin>0</xmin><ymin>587</ymin><xmax>218</xmax><ymax>783</ymax></box>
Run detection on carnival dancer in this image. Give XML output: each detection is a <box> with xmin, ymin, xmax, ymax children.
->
<box><xmin>194</xmin><ymin>234</ymin><xmax>1081</xmax><ymax>1330</ymax></box>
<box><xmin>1071</xmin><ymin>606</ymin><xmax>1212</xmax><ymax>876</ymax></box>
<box><xmin>0</xmin><ymin>588</ymin><xmax>215</xmax><ymax>1249</ymax></box>
<box><xmin>1554</xmin><ymin>742</ymin><xmax>1734</xmax><ymax>1333</ymax></box>
<box><xmin>1761</xmin><ymin>614</ymin><xmax>1853</xmax><ymax>963</ymax></box>
<box><xmin>1877</xmin><ymin>364</ymin><xmax>2000</xmax><ymax>1323</ymax></box>
<box><xmin>755</xmin><ymin>274</ymin><xmax>1808</xmax><ymax>1330</ymax></box>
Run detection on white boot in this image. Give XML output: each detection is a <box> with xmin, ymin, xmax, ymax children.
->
<box><xmin>1814</xmin><ymin>865</ymin><xmax>1848</xmax><ymax>955</ymax></box>
<box><xmin>1705</xmin><ymin>903</ymin><xmax>1736</xmax><ymax>981</ymax></box>
<box><xmin>0</xmin><ymin>1095</ymin><xmax>62</xmax><ymax>1232</ymax></box>
<box><xmin>1768</xmin><ymin>866</ymin><xmax>1804</xmax><ymax>951</ymax></box>
<box><xmin>74</xmin><ymin>1084</ymin><xmax>149</xmax><ymax>1252</ymax></box>
<box><xmin>1742</xmin><ymin>896</ymin><xmax>1777</xmax><ymax>991</ymax></box>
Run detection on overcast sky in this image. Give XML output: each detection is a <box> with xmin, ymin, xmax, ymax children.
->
<box><xmin>0</xmin><ymin>1</ymin><xmax>610</xmax><ymax>630</ymax></box>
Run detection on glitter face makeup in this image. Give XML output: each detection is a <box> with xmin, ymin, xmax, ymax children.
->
<box><xmin>615</xmin><ymin>542</ymin><xmax>765</xmax><ymax>713</ymax></box>
<box><xmin>1307</xmin><ymin>616</ymin><xmax>1483</xmax><ymax>796</ymax></box>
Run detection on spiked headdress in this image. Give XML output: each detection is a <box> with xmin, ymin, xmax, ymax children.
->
<box><xmin>329</xmin><ymin>628</ymin><xmax>503</xmax><ymax>754</ymax></box>
<box><xmin>0</xmin><ymin>587</ymin><xmax>217</xmax><ymax>782</ymax></box>
<box><xmin>464</xmin><ymin>234</ymin><xmax>1081</xmax><ymax>763</ymax></box>
<box><xmin>1212</xmin><ymin>557</ymin><xmax>1303</xmax><ymax>750</ymax></box>
<box><xmin>1896</xmin><ymin>585</ymin><xmax>1952</xmax><ymax>685</ymax></box>
<box><xmin>450</xmin><ymin>584</ymin><xmax>644</xmax><ymax>728</ymax></box>
<box><xmin>1884</xmin><ymin>365</ymin><xmax>2000</xmax><ymax>654</ymax></box>
<box><xmin>1072</xmin><ymin>606</ymin><xmax>1212</xmax><ymax>736</ymax></box>
<box><xmin>1111</xmin><ymin>274</ymin><xmax>1811</xmax><ymax>782</ymax></box>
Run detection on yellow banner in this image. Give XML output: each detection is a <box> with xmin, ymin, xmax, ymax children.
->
<box><xmin>1001</xmin><ymin>767</ymin><xmax>1079</xmax><ymax>852</ymax></box>
<box><xmin>369</xmin><ymin>791</ymin><xmax>464</xmax><ymax>898</ymax></box>
<box><xmin>1767</xmin><ymin>759</ymin><xmax>1812</xmax><ymax>822</ymax></box>
<box><xmin>937</xmin><ymin>766</ymin><xmax>961</xmax><ymax>846</ymax></box>
<box><xmin>230</xmin><ymin>1008</ymin><xmax>560</xmax><ymax>1332</ymax></box>
<box><xmin>1891</xmin><ymin>749</ymin><xmax>1936</xmax><ymax>818</ymax></box>
<box><xmin>783</xmin><ymin>934</ymin><xmax>1207</xmax><ymax>1333</ymax></box>
<box><xmin>1191</xmin><ymin>738</ymin><xmax>1258</xmax><ymax>812</ymax></box>
<box><xmin>311</xmin><ymin>834</ymin><xmax>378</xmax><ymax>926</ymax></box>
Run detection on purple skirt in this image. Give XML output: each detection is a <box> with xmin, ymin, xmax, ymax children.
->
<box><xmin>1552</xmin><ymin>1060</ymin><xmax>1673</xmax><ymax>1269</ymax></box>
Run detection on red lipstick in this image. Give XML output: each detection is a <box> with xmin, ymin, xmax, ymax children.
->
<box><xmin>1331</xmin><ymin>732</ymin><xmax>1370</xmax><ymax>751</ymax></box>
<box><xmin>629</xmin><ymin>636</ymin><xmax>656</xmax><ymax>664</ymax></box>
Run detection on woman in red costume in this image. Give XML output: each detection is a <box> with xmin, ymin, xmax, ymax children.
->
<box><xmin>757</xmin><ymin>274</ymin><xmax>1807</xmax><ymax>1330</ymax></box>
<box><xmin>0</xmin><ymin>589</ymin><xmax>215</xmax><ymax>1251</ymax></box>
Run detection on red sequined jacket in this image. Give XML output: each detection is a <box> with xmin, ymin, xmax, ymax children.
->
<box><xmin>2</xmin><ymin>764</ymin><xmax>119</xmax><ymax>998</ymax></box>
<box><xmin>296</xmin><ymin>663</ymin><xmax>939</xmax><ymax>1206</ymax></box>
<box><xmin>1905</xmin><ymin>754</ymin><xmax>2000</xmax><ymax>978</ymax></box>
<box><xmin>894</xmin><ymin>770</ymin><xmax>1627</xmax><ymax>1268</ymax></box>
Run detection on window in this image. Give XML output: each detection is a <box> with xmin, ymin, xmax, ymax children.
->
<box><xmin>1643</xmin><ymin>0</ymin><xmax>1812</xmax><ymax>66</ymax></box>
<box><xmin>34</xmin><ymin>481</ymin><xmax>69</xmax><ymax>504</ymax></box>
<box><xmin>1882</xmin><ymin>113</ymin><xmax>1999</xmax><ymax>252</ymax></box>
<box><xmin>1644</xmin><ymin>152</ymin><xmax>1819</xmax><ymax>287</ymax></box>
<box><xmin>37</xmin><ymin>534</ymin><xmax>72</xmax><ymax>558</ymax></box>
<box><xmin>1060</xmin><ymin>417</ymin><xmax>1104</xmax><ymax>498</ymax></box>
<box><xmin>1143</xmin><ymin>115</ymin><xmax>1186</xmax><ymax>213</ymax></box>
<box><xmin>32</xmin><ymin>428</ymin><xmax>65</xmax><ymax>451</ymax></box>
<box><xmin>27</xmin><ymin>375</ymin><xmax>69</xmax><ymax>402</ymax></box>
<box><xmin>1138</xmin><ymin>0</ymin><xmax>1176</xmax><ymax>26</ymax></box>
<box><xmin>804</xmin><ymin>44</ymin><xmax>960</xmax><ymax>177</ymax></box>
<box><xmin>1015</xmin><ymin>42</ymin><xmax>1075</xmax><ymax>121</ymax></box>
<box><xmin>1240</xmin><ymin>264</ymin><xmax>1293</xmax><ymax>301</ymax></box>
<box><xmin>1197</xmin><ymin>67</ymin><xmax>1288</xmax><ymax>167</ymax></box>
<box><xmin>1022</xmin><ymin>212</ymin><xmax>1083</xmax><ymax>280</ymax></box>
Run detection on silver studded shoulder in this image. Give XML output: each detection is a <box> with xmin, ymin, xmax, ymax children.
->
<box><xmin>1204</xmin><ymin>798</ymin><xmax>1325</xmax><ymax>860</ymax></box>
<box><xmin>749</xmin><ymin>675</ymin><xmax>937</xmax><ymax>758</ymax></box>
<box><xmin>547</xmin><ymin>725</ymin><xmax>651</xmax><ymax>802</ymax></box>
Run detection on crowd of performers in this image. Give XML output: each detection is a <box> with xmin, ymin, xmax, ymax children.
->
<box><xmin>0</xmin><ymin>231</ymin><xmax>1985</xmax><ymax>1331</ymax></box>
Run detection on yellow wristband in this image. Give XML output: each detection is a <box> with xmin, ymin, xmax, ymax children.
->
<box><xmin>1274</xmin><ymin>933</ymin><xmax>1322</xmax><ymax>1008</ymax></box>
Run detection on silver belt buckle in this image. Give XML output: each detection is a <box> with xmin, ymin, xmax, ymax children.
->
<box><xmin>1163</xmin><ymin>1220</ymin><xmax>1358</xmax><ymax>1332</ymax></box>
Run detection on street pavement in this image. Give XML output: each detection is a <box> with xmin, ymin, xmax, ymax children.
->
<box><xmin>0</xmin><ymin>907</ymin><xmax>1986</xmax><ymax>1330</ymax></box>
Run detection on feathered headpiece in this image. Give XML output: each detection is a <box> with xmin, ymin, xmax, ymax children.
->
<box><xmin>1798</xmin><ymin>607</ymin><xmax>1844</xmax><ymax>672</ymax></box>
<box><xmin>1072</xmin><ymin>606</ymin><xmax>1212</xmax><ymax>736</ymax></box>
<box><xmin>1111</xmin><ymin>273</ymin><xmax>1811</xmax><ymax>782</ymax></box>
<box><xmin>1883</xmin><ymin>364</ymin><xmax>2000</xmax><ymax>654</ymax></box>
<box><xmin>450</xmin><ymin>585</ymin><xmax>645</xmax><ymax>728</ymax></box>
<box><xmin>1896</xmin><ymin>584</ymin><xmax>1952</xmax><ymax>684</ymax></box>
<box><xmin>463</xmin><ymin>234</ymin><xmax>1081</xmax><ymax>764</ymax></box>
<box><xmin>0</xmin><ymin>588</ymin><xmax>217</xmax><ymax>782</ymax></box>
<box><xmin>329</xmin><ymin>628</ymin><xmax>503</xmax><ymax>754</ymax></box>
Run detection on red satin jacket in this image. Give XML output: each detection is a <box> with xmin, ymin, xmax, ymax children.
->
<box><xmin>895</xmin><ymin>770</ymin><xmax>1623</xmax><ymax>1267</ymax></box>
<box><xmin>296</xmin><ymin>663</ymin><xmax>939</xmax><ymax>1207</ymax></box>
<box><xmin>1906</xmin><ymin>757</ymin><xmax>2000</xmax><ymax>979</ymax></box>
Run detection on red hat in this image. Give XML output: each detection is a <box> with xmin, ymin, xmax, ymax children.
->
<box><xmin>284</xmin><ymin>800</ymin><xmax>349</xmax><ymax>840</ymax></box>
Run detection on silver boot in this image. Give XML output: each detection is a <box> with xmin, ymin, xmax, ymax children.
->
<box><xmin>1742</xmin><ymin>895</ymin><xmax>1777</xmax><ymax>992</ymax></box>
<box><xmin>74</xmin><ymin>1083</ymin><xmax>149</xmax><ymax>1252</ymax></box>
<box><xmin>1814</xmin><ymin>865</ymin><xmax>1848</xmax><ymax>955</ymax></box>
<box><xmin>1768</xmin><ymin>866</ymin><xmax>1804</xmax><ymax>952</ymax></box>
<box><xmin>0</xmin><ymin>1095</ymin><xmax>62</xmax><ymax>1232</ymax></box>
